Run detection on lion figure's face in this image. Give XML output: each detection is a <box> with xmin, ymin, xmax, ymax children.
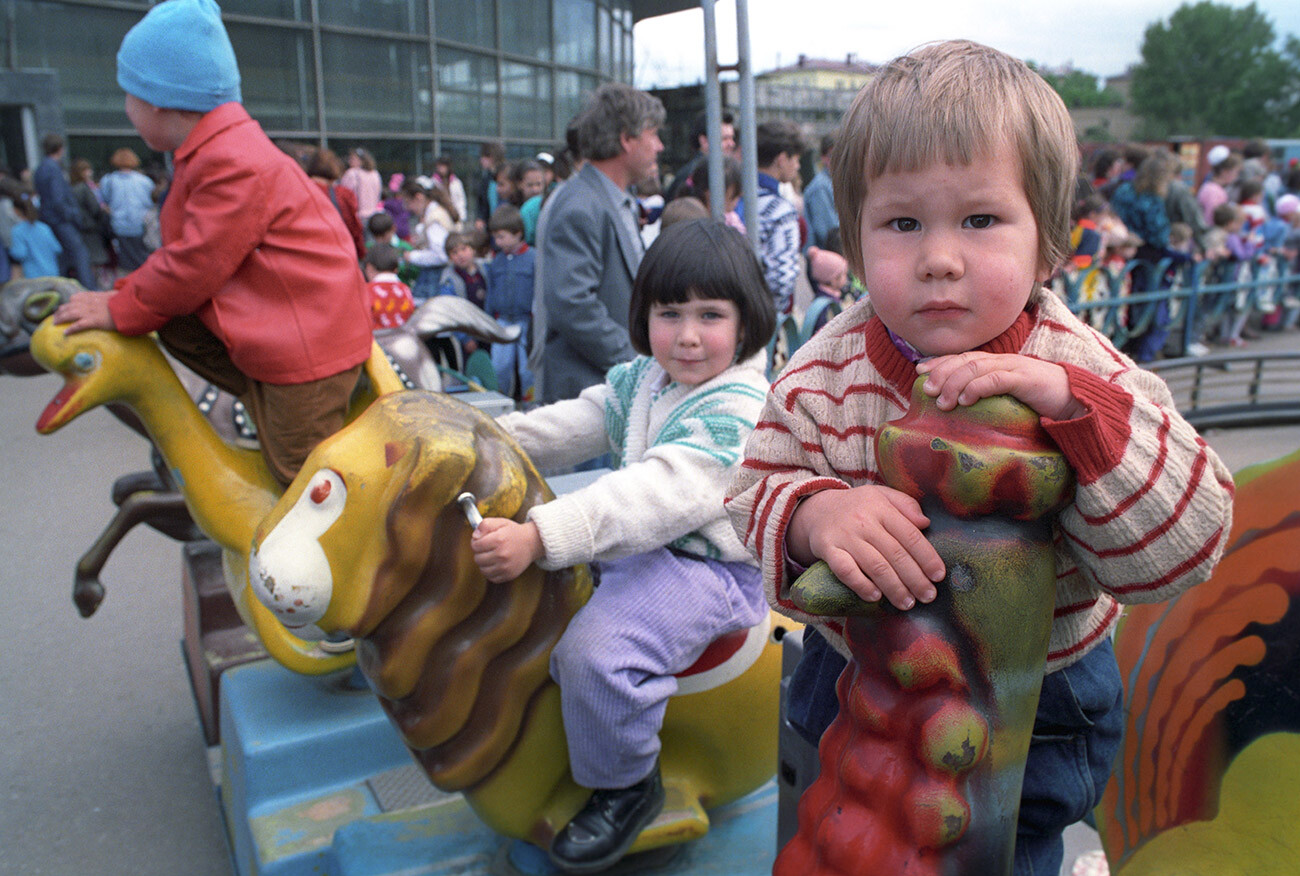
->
<box><xmin>248</xmin><ymin>392</ymin><xmax>482</xmax><ymax>640</ymax></box>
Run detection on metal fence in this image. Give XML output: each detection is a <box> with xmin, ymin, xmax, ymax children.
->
<box><xmin>1055</xmin><ymin>254</ymin><xmax>1299</xmax><ymax>358</ymax></box>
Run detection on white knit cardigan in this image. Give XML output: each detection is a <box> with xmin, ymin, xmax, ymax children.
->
<box><xmin>498</xmin><ymin>352</ymin><xmax>770</xmax><ymax>570</ymax></box>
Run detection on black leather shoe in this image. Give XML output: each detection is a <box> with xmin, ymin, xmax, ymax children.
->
<box><xmin>548</xmin><ymin>763</ymin><xmax>665</xmax><ymax>873</ymax></box>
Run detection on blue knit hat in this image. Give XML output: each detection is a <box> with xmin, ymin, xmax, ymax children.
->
<box><xmin>117</xmin><ymin>0</ymin><xmax>242</xmax><ymax>113</ymax></box>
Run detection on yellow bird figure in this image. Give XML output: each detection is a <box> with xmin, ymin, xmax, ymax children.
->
<box><xmin>30</xmin><ymin>317</ymin><xmax>403</xmax><ymax>674</ymax></box>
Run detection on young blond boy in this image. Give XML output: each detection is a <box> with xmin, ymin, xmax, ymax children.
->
<box><xmin>54</xmin><ymin>0</ymin><xmax>370</xmax><ymax>487</ymax></box>
<box><xmin>727</xmin><ymin>40</ymin><xmax>1234</xmax><ymax>874</ymax></box>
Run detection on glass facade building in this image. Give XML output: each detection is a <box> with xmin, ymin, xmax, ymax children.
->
<box><xmin>3</xmin><ymin>0</ymin><xmax>639</xmax><ymax>207</ymax></box>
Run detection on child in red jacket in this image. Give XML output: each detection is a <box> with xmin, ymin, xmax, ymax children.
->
<box><xmin>54</xmin><ymin>0</ymin><xmax>371</xmax><ymax>486</ymax></box>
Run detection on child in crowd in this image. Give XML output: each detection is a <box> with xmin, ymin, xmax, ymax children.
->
<box><xmin>438</xmin><ymin>231</ymin><xmax>490</xmax><ymax>311</ymax></box>
<box><xmin>1261</xmin><ymin>193</ymin><xmax>1299</xmax><ymax>253</ymax></box>
<box><xmin>1069</xmin><ymin>194</ymin><xmax>1106</xmax><ymax>271</ymax></box>
<box><xmin>401</xmin><ymin>178</ymin><xmax>456</xmax><ymax>300</ymax></box>
<box><xmin>804</xmin><ymin>244</ymin><xmax>851</xmax><ymax>335</ymax></box>
<box><xmin>1271</xmin><ymin>194</ymin><xmax>1300</xmax><ymax>329</ymax></box>
<box><xmin>1237</xmin><ymin>179</ymin><xmax>1268</xmax><ymax>235</ymax></box>
<box><xmin>54</xmin><ymin>0</ymin><xmax>371</xmax><ymax>487</ymax></box>
<box><xmin>1067</xmin><ymin>194</ymin><xmax>1109</xmax><ymax>314</ymax></box>
<box><xmin>691</xmin><ymin>156</ymin><xmax>746</xmax><ymax>236</ymax></box>
<box><xmin>438</xmin><ymin>231</ymin><xmax>491</xmax><ymax>356</ymax></box>
<box><xmin>1203</xmin><ymin>203</ymin><xmax>1239</xmax><ymax>262</ymax></box>
<box><xmin>806</xmin><ymin>245</ymin><xmax>848</xmax><ymax>300</ymax></box>
<box><xmin>1168</xmin><ymin>222</ymin><xmax>1195</xmax><ymax>256</ymax></box>
<box><xmin>8</xmin><ymin>194</ymin><xmax>63</xmax><ymax>279</ymax></box>
<box><xmin>726</xmin><ymin>41</ymin><xmax>1234</xmax><ymax>876</ymax></box>
<box><xmin>1201</xmin><ymin>203</ymin><xmax>1255</xmax><ymax>346</ymax></box>
<box><xmin>363</xmin><ymin>243</ymin><xmax>414</xmax><ymax>329</ymax></box>
<box><xmin>485</xmin><ymin>204</ymin><xmax>535</xmax><ymax>402</ymax></box>
<box><xmin>367</xmin><ymin>211</ymin><xmax>418</xmax><ymax>287</ymax></box>
<box><xmin>432</xmin><ymin>156</ymin><xmax>468</xmax><ymax>228</ymax></box>
<box><xmin>513</xmin><ymin>159</ymin><xmax>547</xmax><ymax>244</ymax></box>
<box><xmin>494</xmin><ymin>161</ymin><xmax>517</xmax><ymax>210</ymax></box>
<box><xmin>657</xmin><ymin>196</ymin><xmax>709</xmax><ymax>231</ymax></box>
<box><xmin>381</xmin><ymin>173</ymin><xmax>412</xmax><ymax>241</ymax></box>
<box><xmin>470</xmin><ymin>218</ymin><xmax>776</xmax><ymax>874</ymax></box>
<box><xmin>1166</xmin><ymin>222</ymin><xmax>1213</xmax><ymax>356</ymax></box>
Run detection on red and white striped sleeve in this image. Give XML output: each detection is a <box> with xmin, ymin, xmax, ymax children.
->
<box><xmin>1035</xmin><ymin>318</ymin><xmax>1235</xmax><ymax>605</ymax></box>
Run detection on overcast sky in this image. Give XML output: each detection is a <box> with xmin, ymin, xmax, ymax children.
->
<box><xmin>633</xmin><ymin>0</ymin><xmax>1300</xmax><ymax>88</ymax></box>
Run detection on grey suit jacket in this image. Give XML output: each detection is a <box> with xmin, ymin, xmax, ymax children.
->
<box><xmin>534</xmin><ymin>163</ymin><xmax>641</xmax><ymax>403</ymax></box>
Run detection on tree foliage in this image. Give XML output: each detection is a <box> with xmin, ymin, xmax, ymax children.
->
<box><xmin>1032</xmin><ymin>65</ymin><xmax>1124</xmax><ymax>109</ymax></box>
<box><xmin>1130</xmin><ymin>1</ymin><xmax>1300</xmax><ymax>137</ymax></box>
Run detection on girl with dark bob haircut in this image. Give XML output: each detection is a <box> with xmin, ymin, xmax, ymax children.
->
<box><xmin>628</xmin><ymin>218</ymin><xmax>776</xmax><ymax>363</ymax></box>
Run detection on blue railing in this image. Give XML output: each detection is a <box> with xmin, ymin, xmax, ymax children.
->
<box><xmin>1055</xmin><ymin>254</ymin><xmax>1299</xmax><ymax>357</ymax></box>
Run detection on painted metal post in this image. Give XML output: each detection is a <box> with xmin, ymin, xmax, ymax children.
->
<box><xmin>735</xmin><ymin>0</ymin><xmax>759</xmax><ymax>248</ymax></box>
<box><xmin>700</xmin><ymin>0</ymin><xmax>725</xmax><ymax>223</ymax></box>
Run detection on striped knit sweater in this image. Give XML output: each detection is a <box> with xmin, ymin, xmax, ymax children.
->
<box><xmin>499</xmin><ymin>352</ymin><xmax>770</xmax><ymax>571</ymax></box>
<box><xmin>725</xmin><ymin>289</ymin><xmax>1235</xmax><ymax>673</ymax></box>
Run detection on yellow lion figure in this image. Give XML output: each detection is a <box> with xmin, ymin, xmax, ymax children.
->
<box><xmin>248</xmin><ymin>390</ymin><xmax>787</xmax><ymax>854</ymax></box>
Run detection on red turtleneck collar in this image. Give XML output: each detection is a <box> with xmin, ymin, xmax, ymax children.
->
<box><xmin>863</xmin><ymin>306</ymin><xmax>1038</xmax><ymax>393</ymax></box>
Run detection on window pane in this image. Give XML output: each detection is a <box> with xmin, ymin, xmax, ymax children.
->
<box><xmin>219</xmin><ymin>0</ymin><xmax>307</xmax><ymax>19</ymax></box>
<box><xmin>501</xmin><ymin>62</ymin><xmax>552</xmax><ymax>141</ymax></box>
<box><xmin>12</xmin><ymin>2</ymin><xmax>140</xmax><ymax>130</ymax></box>
<box><xmin>500</xmin><ymin>0</ymin><xmax>550</xmax><ymax>62</ymax></box>
<box><xmin>611</xmin><ymin>23</ymin><xmax>623</xmax><ymax>80</ymax></box>
<box><xmin>554</xmin><ymin>0</ymin><xmax>596</xmax><ymax>69</ymax></box>
<box><xmin>226</xmin><ymin>23</ymin><xmax>318</xmax><ymax>131</ymax></box>
<box><xmin>317</xmin><ymin>0</ymin><xmax>427</xmax><ymax>33</ymax></box>
<box><xmin>437</xmin><ymin>0</ymin><xmax>494</xmax><ymax>49</ymax></box>
<box><xmin>597</xmin><ymin>5</ymin><xmax>612</xmax><ymax>76</ymax></box>
<box><xmin>321</xmin><ymin>34</ymin><xmax>431</xmax><ymax>133</ymax></box>
<box><xmin>555</xmin><ymin>71</ymin><xmax>585</xmax><ymax>137</ymax></box>
<box><xmin>437</xmin><ymin>49</ymin><xmax>498</xmax><ymax>140</ymax></box>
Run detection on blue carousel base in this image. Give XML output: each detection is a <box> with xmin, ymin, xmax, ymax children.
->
<box><xmin>218</xmin><ymin>658</ymin><xmax>779</xmax><ymax>876</ymax></box>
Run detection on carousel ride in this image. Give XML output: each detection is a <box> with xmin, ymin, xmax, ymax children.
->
<box><xmin>10</xmin><ymin>275</ymin><xmax>1300</xmax><ymax>876</ymax></box>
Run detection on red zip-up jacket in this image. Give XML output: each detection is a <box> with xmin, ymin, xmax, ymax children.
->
<box><xmin>108</xmin><ymin>102</ymin><xmax>371</xmax><ymax>385</ymax></box>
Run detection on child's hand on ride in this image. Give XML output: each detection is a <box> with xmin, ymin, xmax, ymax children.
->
<box><xmin>471</xmin><ymin>517</ymin><xmax>544</xmax><ymax>583</ymax></box>
<box><xmin>53</xmin><ymin>291</ymin><xmax>117</xmax><ymax>334</ymax></box>
<box><xmin>786</xmin><ymin>485</ymin><xmax>945</xmax><ymax>610</ymax></box>
<box><xmin>917</xmin><ymin>352</ymin><xmax>1086</xmax><ymax>422</ymax></box>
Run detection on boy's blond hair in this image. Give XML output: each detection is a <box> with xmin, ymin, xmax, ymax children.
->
<box><xmin>832</xmin><ymin>40</ymin><xmax>1079</xmax><ymax>280</ymax></box>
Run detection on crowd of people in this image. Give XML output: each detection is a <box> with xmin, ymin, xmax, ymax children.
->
<box><xmin>2</xmin><ymin>134</ymin><xmax>165</xmax><ymax>292</ymax></box>
<box><xmin>14</xmin><ymin>3</ymin><xmax>1240</xmax><ymax>875</ymax></box>
<box><xmin>1061</xmin><ymin>139</ymin><xmax>1300</xmax><ymax>361</ymax></box>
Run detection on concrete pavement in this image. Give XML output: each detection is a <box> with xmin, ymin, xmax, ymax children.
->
<box><xmin>1</xmin><ymin>372</ymin><xmax>232</xmax><ymax>876</ymax></box>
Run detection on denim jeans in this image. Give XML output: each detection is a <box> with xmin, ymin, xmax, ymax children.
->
<box><xmin>1015</xmin><ymin>639</ymin><xmax>1123</xmax><ymax>875</ymax></box>
<box><xmin>788</xmin><ymin>628</ymin><xmax>1123</xmax><ymax>876</ymax></box>
<box><xmin>489</xmin><ymin>316</ymin><xmax>533</xmax><ymax>401</ymax></box>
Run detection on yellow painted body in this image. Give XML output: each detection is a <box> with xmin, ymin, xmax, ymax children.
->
<box><xmin>250</xmin><ymin>391</ymin><xmax>790</xmax><ymax>852</ymax></box>
<box><xmin>29</xmin><ymin>319</ymin><xmax>402</xmax><ymax>674</ymax></box>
